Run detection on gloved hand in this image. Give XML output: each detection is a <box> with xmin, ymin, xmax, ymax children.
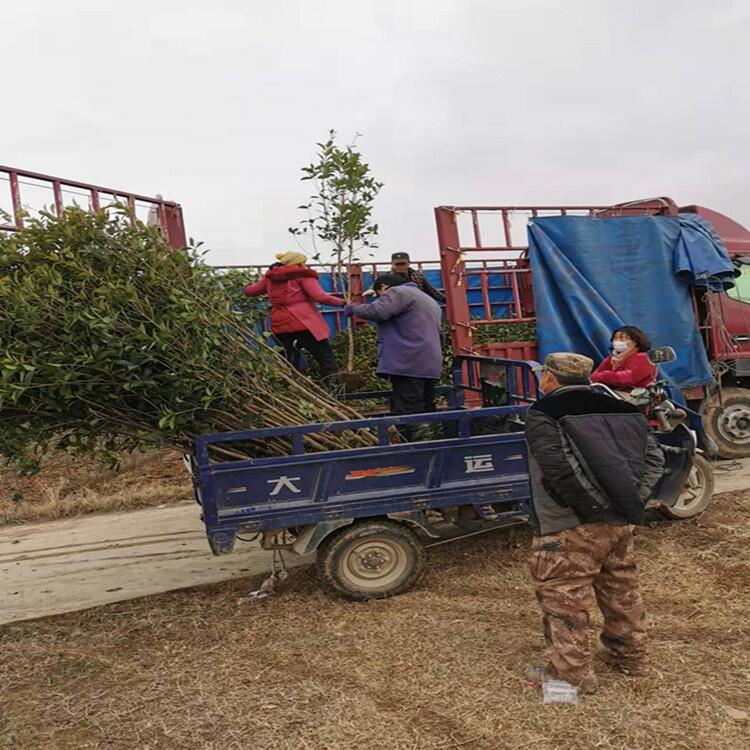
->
<box><xmin>343</xmin><ymin>304</ymin><xmax>354</xmax><ymax>316</ymax></box>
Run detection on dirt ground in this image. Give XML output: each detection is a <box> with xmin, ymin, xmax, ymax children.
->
<box><xmin>1</xmin><ymin>491</ymin><xmax>748</xmax><ymax>750</ymax></box>
<box><xmin>0</xmin><ymin>449</ymin><xmax>191</xmax><ymax>525</ymax></box>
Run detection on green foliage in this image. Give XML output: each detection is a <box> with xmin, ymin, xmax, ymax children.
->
<box><xmin>289</xmin><ymin>130</ymin><xmax>383</xmax><ymax>371</ymax></box>
<box><xmin>213</xmin><ymin>268</ymin><xmax>260</xmax><ymax>314</ymax></box>
<box><xmin>472</xmin><ymin>321</ymin><xmax>537</xmax><ymax>345</ymax></box>
<box><xmin>0</xmin><ymin>207</ymin><xmax>370</xmax><ymax>468</ymax></box>
<box><xmin>289</xmin><ymin>130</ymin><xmax>383</xmax><ymax>269</ymax></box>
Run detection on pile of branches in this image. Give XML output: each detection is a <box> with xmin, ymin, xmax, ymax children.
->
<box><xmin>0</xmin><ymin>207</ymin><xmax>375</xmax><ymax>470</ymax></box>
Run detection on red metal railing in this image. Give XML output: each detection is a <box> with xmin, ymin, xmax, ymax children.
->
<box><xmin>0</xmin><ymin>165</ymin><xmax>187</xmax><ymax>249</ymax></box>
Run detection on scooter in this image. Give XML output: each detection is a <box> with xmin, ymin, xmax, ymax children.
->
<box><xmin>592</xmin><ymin>346</ymin><xmax>715</xmax><ymax>519</ymax></box>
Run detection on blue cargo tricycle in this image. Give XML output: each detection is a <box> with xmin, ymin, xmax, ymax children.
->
<box><xmin>186</xmin><ymin>356</ymin><xmax>709</xmax><ymax>600</ymax></box>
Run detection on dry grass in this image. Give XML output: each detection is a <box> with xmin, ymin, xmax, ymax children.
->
<box><xmin>0</xmin><ymin>449</ymin><xmax>191</xmax><ymax>525</ymax></box>
<box><xmin>1</xmin><ymin>491</ymin><xmax>749</xmax><ymax>750</ymax></box>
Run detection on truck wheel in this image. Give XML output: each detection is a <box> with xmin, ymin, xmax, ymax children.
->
<box><xmin>703</xmin><ymin>388</ymin><xmax>750</xmax><ymax>459</ymax></box>
<box><xmin>316</xmin><ymin>520</ymin><xmax>424</xmax><ymax>601</ymax></box>
<box><xmin>660</xmin><ymin>454</ymin><xmax>714</xmax><ymax>519</ymax></box>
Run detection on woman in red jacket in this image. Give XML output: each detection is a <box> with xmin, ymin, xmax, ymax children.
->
<box><xmin>591</xmin><ymin>325</ymin><xmax>657</xmax><ymax>392</ymax></box>
<box><xmin>244</xmin><ymin>252</ymin><xmax>344</xmax><ymax>380</ymax></box>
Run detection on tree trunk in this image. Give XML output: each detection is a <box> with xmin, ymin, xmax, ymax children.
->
<box><xmin>345</xmin><ymin>242</ymin><xmax>356</xmax><ymax>372</ymax></box>
<box><xmin>347</xmin><ymin>322</ymin><xmax>355</xmax><ymax>371</ymax></box>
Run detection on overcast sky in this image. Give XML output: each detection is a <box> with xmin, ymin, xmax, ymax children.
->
<box><xmin>2</xmin><ymin>0</ymin><xmax>748</xmax><ymax>266</ymax></box>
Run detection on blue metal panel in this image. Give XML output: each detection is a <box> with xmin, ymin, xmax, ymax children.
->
<box><xmin>245</xmin><ymin>267</ymin><xmax>521</xmax><ymax>341</ymax></box>
<box><xmin>441</xmin><ymin>441</ymin><xmax>527</xmax><ymax>486</ymax></box>
<box><xmin>196</xmin><ymin>414</ymin><xmax>531</xmax><ymax>532</ymax></box>
<box><xmin>314</xmin><ymin>267</ymin><xmax>521</xmax><ymax>336</ymax></box>
<box><xmin>210</xmin><ymin>463</ymin><xmax>322</xmax><ymax>509</ymax></box>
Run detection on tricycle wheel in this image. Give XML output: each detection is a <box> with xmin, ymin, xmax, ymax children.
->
<box><xmin>316</xmin><ymin>520</ymin><xmax>424</xmax><ymax>601</ymax></box>
<box><xmin>660</xmin><ymin>454</ymin><xmax>714</xmax><ymax>519</ymax></box>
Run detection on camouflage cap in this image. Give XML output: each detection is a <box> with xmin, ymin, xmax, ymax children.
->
<box><xmin>543</xmin><ymin>352</ymin><xmax>594</xmax><ymax>379</ymax></box>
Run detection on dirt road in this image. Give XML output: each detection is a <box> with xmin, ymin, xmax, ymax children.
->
<box><xmin>1</xmin><ymin>458</ymin><xmax>748</xmax><ymax>625</ymax></box>
<box><xmin>3</xmin><ymin>488</ymin><xmax>749</xmax><ymax>750</ymax></box>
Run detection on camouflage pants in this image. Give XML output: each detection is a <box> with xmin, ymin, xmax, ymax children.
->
<box><xmin>530</xmin><ymin>523</ymin><xmax>647</xmax><ymax>686</ymax></box>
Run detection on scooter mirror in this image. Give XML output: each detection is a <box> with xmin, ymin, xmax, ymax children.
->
<box><xmin>648</xmin><ymin>346</ymin><xmax>677</xmax><ymax>364</ymax></box>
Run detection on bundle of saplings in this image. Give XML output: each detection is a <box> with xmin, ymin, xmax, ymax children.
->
<box><xmin>0</xmin><ymin>207</ymin><xmax>376</xmax><ymax>470</ymax></box>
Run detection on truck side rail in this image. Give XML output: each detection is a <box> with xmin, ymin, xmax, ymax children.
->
<box><xmin>193</xmin><ymin>403</ymin><xmax>533</xmax><ymax>539</ymax></box>
<box><xmin>0</xmin><ymin>164</ymin><xmax>187</xmax><ymax>249</ymax></box>
<box><xmin>190</xmin><ymin>357</ymin><xmax>539</xmax><ymax>540</ymax></box>
<box><xmin>452</xmin><ymin>354</ymin><xmax>540</xmax><ymax>404</ymax></box>
<box><xmin>434</xmin><ymin>202</ymin><xmax>678</xmax><ymax>358</ymax></box>
<box><xmin>335</xmin><ymin>356</ymin><xmax>540</xmax><ymax>408</ymax></box>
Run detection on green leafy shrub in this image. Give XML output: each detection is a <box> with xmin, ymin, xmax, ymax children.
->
<box><xmin>0</xmin><ymin>207</ymin><xmax>373</xmax><ymax>470</ymax></box>
<box><xmin>472</xmin><ymin>321</ymin><xmax>537</xmax><ymax>345</ymax></box>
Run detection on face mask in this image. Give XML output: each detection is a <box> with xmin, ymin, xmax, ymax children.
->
<box><xmin>612</xmin><ymin>340</ymin><xmax>629</xmax><ymax>354</ymax></box>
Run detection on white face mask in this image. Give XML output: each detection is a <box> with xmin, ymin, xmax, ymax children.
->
<box><xmin>612</xmin><ymin>340</ymin><xmax>629</xmax><ymax>354</ymax></box>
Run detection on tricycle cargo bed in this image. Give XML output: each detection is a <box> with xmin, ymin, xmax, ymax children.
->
<box><xmin>190</xmin><ymin>357</ymin><xmax>539</xmax><ymax>556</ymax></box>
<box><xmin>192</xmin><ymin>406</ymin><xmax>531</xmax><ymax>553</ymax></box>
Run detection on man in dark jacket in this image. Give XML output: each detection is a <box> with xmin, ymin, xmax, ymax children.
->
<box><xmin>344</xmin><ymin>274</ymin><xmax>442</xmax><ymax>424</ymax></box>
<box><xmin>524</xmin><ymin>352</ymin><xmax>665</xmax><ymax>694</ymax></box>
<box><xmin>390</xmin><ymin>252</ymin><xmax>446</xmax><ymax>303</ymax></box>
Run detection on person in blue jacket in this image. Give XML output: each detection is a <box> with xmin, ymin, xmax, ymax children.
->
<box><xmin>344</xmin><ymin>274</ymin><xmax>442</xmax><ymax>423</ymax></box>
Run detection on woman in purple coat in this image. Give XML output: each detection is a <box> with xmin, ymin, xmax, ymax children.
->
<box><xmin>344</xmin><ymin>274</ymin><xmax>443</xmax><ymax>421</ymax></box>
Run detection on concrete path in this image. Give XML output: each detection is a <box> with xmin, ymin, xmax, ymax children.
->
<box><xmin>2</xmin><ymin>459</ymin><xmax>748</xmax><ymax>625</ymax></box>
<box><xmin>710</xmin><ymin>457</ymin><xmax>750</xmax><ymax>494</ymax></box>
<box><xmin>0</xmin><ymin>502</ymin><xmax>310</xmax><ymax>625</ymax></box>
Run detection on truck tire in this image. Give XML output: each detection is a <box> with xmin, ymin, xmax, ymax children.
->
<box><xmin>660</xmin><ymin>454</ymin><xmax>714</xmax><ymax>519</ymax></box>
<box><xmin>703</xmin><ymin>388</ymin><xmax>750</xmax><ymax>459</ymax></box>
<box><xmin>316</xmin><ymin>520</ymin><xmax>424</xmax><ymax>601</ymax></box>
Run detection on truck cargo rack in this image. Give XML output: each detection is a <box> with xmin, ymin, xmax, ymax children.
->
<box><xmin>0</xmin><ymin>164</ymin><xmax>186</xmax><ymax>249</ymax></box>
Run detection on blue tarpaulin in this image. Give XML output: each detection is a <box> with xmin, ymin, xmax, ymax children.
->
<box><xmin>673</xmin><ymin>214</ymin><xmax>738</xmax><ymax>290</ymax></box>
<box><xmin>527</xmin><ymin>214</ymin><xmax>736</xmax><ymax>388</ymax></box>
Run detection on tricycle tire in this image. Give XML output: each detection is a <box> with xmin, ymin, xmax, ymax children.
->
<box><xmin>316</xmin><ymin>520</ymin><xmax>424</xmax><ymax>601</ymax></box>
<box><xmin>660</xmin><ymin>454</ymin><xmax>714</xmax><ymax>519</ymax></box>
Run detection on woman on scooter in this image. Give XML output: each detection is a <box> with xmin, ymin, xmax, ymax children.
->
<box><xmin>591</xmin><ymin>325</ymin><xmax>657</xmax><ymax>391</ymax></box>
